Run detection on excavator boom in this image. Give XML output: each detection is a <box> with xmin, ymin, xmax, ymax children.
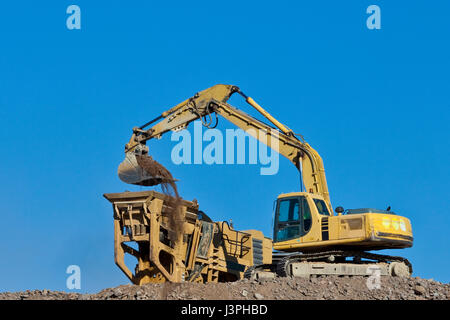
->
<box><xmin>118</xmin><ymin>84</ymin><xmax>331</xmax><ymax>209</ymax></box>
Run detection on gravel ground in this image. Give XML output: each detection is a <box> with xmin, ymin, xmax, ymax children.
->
<box><xmin>1</xmin><ymin>276</ymin><xmax>448</xmax><ymax>300</ymax></box>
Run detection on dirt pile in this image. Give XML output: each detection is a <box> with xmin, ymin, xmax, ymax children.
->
<box><xmin>1</xmin><ymin>276</ymin><xmax>448</xmax><ymax>300</ymax></box>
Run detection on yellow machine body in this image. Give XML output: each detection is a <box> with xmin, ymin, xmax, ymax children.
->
<box><xmin>272</xmin><ymin>192</ymin><xmax>413</xmax><ymax>252</ymax></box>
<box><xmin>104</xmin><ymin>191</ymin><xmax>272</xmax><ymax>284</ymax></box>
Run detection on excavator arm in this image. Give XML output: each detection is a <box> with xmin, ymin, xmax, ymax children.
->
<box><xmin>118</xmin><ymin>84</ymin><xmax>331</xmax><ymax>208</ymax></box>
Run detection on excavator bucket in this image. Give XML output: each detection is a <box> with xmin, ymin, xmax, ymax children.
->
<box><xmin>118</xmin><ymin>151</ymin><xmax>177</xmax><ymax>187</ymax></box>
<box><xmin>118</xmin><ymin>151</ymin><xmax>161</xmax><ymax>186</ymax></box>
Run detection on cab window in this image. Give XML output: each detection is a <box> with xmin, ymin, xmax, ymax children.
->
<box><xmin>277</xmin><ymin>199</ymin><xmax>299</xmax><ymax>222</ymax></box>
<box><xmin>313</xmin><ymin>199</ymin><xmax>330</xmax><ymax>216</ymax></box>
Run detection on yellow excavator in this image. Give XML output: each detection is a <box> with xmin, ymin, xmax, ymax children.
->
<box><xmin>115</xmin><ymin>84</ymin><xmax>413</xmax><ymax>280</ymax></box>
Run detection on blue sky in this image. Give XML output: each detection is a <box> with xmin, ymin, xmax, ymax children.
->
<box><xmin>0</xmin><ymin>1</ymin><xmax>449</xmax><ymax>292</ymax></box>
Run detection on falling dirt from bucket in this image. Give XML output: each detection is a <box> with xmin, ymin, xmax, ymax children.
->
<box><xmin>135</xmin><ymin>154</ymin><xmax>183</xmax><ymax>242</ymax></box>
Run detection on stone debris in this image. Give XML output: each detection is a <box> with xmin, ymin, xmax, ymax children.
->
<box><xmin>1</xmin><ymin>276</ymin><xmax>448</xmax><ymax>300</ymax></box>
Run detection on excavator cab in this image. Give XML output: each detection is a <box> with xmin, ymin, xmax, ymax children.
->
<box><xmin>273</xmin><ymin>192</ymin><xmax>332</xmax><ymax>247</ymax></box>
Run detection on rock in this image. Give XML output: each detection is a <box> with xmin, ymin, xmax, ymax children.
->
<box><xmin>414</xmin><ymin>285</ymin><xmax>426</xmax><ymax>295</ymax></box>
<box><xmin>254</xmin><ymin>293</ymin><xmax>264</xmax><ymax>300</ymax></box>
<box><xmin>241</xmin><ymin>290</ymin><xmax>248</xmax><ymax>297</ymax></box>
<box><xmin>135</xmin><ymin>290</ymin><xmax>146</xmax><ymax>300</ymax></box>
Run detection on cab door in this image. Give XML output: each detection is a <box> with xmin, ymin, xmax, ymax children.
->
<box><xmin>273</xmin><ymin>196</ymin><xmax>312</xmax><ymax>243</ymax></box>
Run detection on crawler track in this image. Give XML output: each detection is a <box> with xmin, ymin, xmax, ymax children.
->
<box><xmin>245</xmin><ymin>250</ymin><xmax>412</xmax><ymax>278</ymax></box>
